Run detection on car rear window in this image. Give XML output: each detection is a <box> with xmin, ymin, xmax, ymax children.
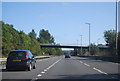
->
<box><xmin>8</xmin><ymin>51</ymin><xmax>26</xmax><ymax>59</ymax></box>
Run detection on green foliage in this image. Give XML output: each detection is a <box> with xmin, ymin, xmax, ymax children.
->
<box><xmin>30</xmin><ymin>38</ymin><xmax>41</xmax><ymax>56</ymax></box>
<box><xmin>18</xmin><ymin>31</ymin><xmax>31</xmax><ymax>50</ymax></box>
<box><xmin>28</xmin><ymin>29</ymin><xmax>37</xmax><ymax>39</ymax></box>
<box><xmin>55</xmin><ymin>48</ymin><xmax>63</xmax><ymax>56</ymax></box>
<box><xmin>90</xmin><ymin>43</ymin><xmax>99</xmax><ymax>55</ymax></box>
<box><xmin>2</xmin><ymin>21</ymin><xmax>42</xmax><ymax>57</ymax></box>
<box><xmin>104</xmin><ymin>30</ymin><xmax>116</xmax><ymax>46</ymax></box>
<box><xmin>2</xmin><ymin>21</ymin><xmax>62</xmax><ymax>57</ymax></box>
<box><xmin>38</xmin><ymin>29</ymin><xmax>63</xmax><ymax>55</ymax></box>
<box><xmin>104</xmin><ymin>30</ymin><xmax>116</xmax><ymax>55</ymax></box>
<box><xmin>38</xmin><ymin>29</ymin><xmax>55</xmax><ymax>44</ymax></box>
<box><xmin>0</xmin><ymin>21</ymin><xmax>2</xmax><ymax>57</ymax></box>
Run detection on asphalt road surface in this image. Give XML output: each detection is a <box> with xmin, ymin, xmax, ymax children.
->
<box><xmin>1</xmin><ymin>56</ymin><xmax>120</xmax><ymax>81</ymax></box>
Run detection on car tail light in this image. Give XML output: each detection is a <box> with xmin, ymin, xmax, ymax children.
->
<box><xmin>26</xmin><ymin>52</ymin><xmax>29</xmax><ymax>60</ymax></box>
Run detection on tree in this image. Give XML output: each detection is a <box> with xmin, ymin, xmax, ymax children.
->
<box><xmin>0</xmin><ymin>21</ymin><xmax>3</xmax><ymax>57</ymax></box>
<box><xmin>28</xmin><ymin>29</ymin><xmax>36</xmax><ymax>39</ymax></box>
<box><xmin>38</xmin><ymin>29</ymin><xmax>55</xmax><ymax>44</ymax></box>
<box><xmin>18</xmin><ymin>31</ymin><xmax>31</xmax><ymax>50</ymax></box>
<box><xmin>89</xmin><ymin>43</ymin><xmax>99</xmax><ymax>56</ymax></box>
<box><xmin>30</xmin><ymin>38</ymin><xmax>41</xmax><ymax>56</ymax></box>
<box><xmin>104</xmin><ymin>30</ymin><xmax>116</xmax><ymax>55</ymax></box>
<box><xmin>2</xmin><ymin>21</ymin><xmax>42</xmax><ymax>57</ymax></box>
<box><xmin>2</xmin><ymin>21</ymin><xmax>62</xmax><ymax>56</ymax></box>
<box><xmin>38</xmin><ymin>29</ymin><xmax>63</xmax><ymax>55</ymax></box>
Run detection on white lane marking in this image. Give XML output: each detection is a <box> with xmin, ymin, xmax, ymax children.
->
<box><xmin>44</xmin><ymin>69</ymin><xmax>47</xmax><ymax>71</ymax></box>
<box><xmin>112</xmin><ymin>62</ymin><xmax>119</xmax><ymax>65</ymax></box>
<box><xmin>32</xmin><ymin>58</ymin><xmax>62</xmax><ymax>81</ymax></box>
<box><xmin>41</xmin><ymin>72</ymin><xmax>45</xmax><ymax>74</ymax></box>
<box><xmin>31</xmin><ymin>78</ymin><xmax>38</xmax><ymax>81</ymax></box>
<box><xmin>80</xmin><ymin>61</ymin><xmax>83</xmax><ymax>63</ymax></box>
<box><xmin>84</xmin><ymin>63</ymin><xmax>90</xmax><ymax>67</ymax></box>
<box><xmin>46</xmin><ymin>68</ymin><xmax>49</xmax><ymax>70</ymax></box>
<box><xmin>46</xmin><ymin>58</ymin><xmax>62</xmax><ymax>70</ymax></box>
<box><xmin>35</xmin><ymin>78</ymin><xmax>38</xmax><ymax>80</ymax></box>
<box><xmin>115</xmin><ymin>63</ymin><xmax>118</xmax><ymax>65</ymax></box>
<box><xmin>37</xmin><ymin>74</ymin><xmax>42</xmax><ymax>77</ymax></box>
<box><xmin>93</xmin><ymin>67</ymin><xmax>108</xmax><ymax>75</ymax></box>
<box><xmin>30</xmin><ymin>79</ymin><xmax>35</xmax><ymax>81</ymax></box>
<box><xmin>79</xmin><ymin>60</ymin><xmax>107</xmax><ymax>75</ymax></box>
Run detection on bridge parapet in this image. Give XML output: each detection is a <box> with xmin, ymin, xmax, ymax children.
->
<box><xmin>40</xmin><ymin>44</ymin><xmax>108</xmax><ymax>49</ymax></box>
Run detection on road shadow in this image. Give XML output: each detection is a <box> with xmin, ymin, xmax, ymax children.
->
<box><xmin>68</xmin><ymin>57</ymin><xmax>113</xmax><ymax>63</ymax></box>
<box><xmin>1</xmin><ymin>79</ymin><xmax>31</xmax><ymax>81</ymax></box>
<box><xmin>57</xmin><ymin>73</ymin><xmax>120</xmax><ymax>79</ymax></box>
<box><xmin>1</xmin><ymin>69</ymin><xmax>27</xmax><ymax>72</ymax></box>
<box><xmin>66</xmin><ymin>58</ymin><xmax>97</xmax><ymax>61</ymax></box>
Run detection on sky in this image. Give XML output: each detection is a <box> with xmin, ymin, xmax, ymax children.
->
<box><xmin>2</xmin><ymin>2</ymin><xmax>117</xmax><ymax>49</ymax></box>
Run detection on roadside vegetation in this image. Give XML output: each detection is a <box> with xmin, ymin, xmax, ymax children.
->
<box><xmin>83</xmin><ymin>29</ymin><xmax>119</xmax><ymax>56</ymax></box>
<box><xmin>78</xmin><ymin>30</ymin><xmax>120</xmax><ymax>63</ymax></box>
<box><xmin>0</xmin><ymin>21</ymin><xmax>119</xmax><ymax>58</ymax></box>
<box><xmin>1</xmin><ymin>21</ymin><xmax>63</xmax><ymax>57</ymax></box>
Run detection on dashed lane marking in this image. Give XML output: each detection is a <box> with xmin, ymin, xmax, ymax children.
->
<box><xmin>37</xmin><ymin>74</ymin><xmax>42</xmax><ymax>77</ymax></box>
<box><xmin>93</xmin><ymin>67</ymin><xmax>108</xmax><ymax>75</ymax></box>
<box><xmin>79</xmin><ymin>61</ymin><xmax>108</xmax><ymax>75</ymax></box>
<box><xmin>31</xmin><ymin>78</ymin><xmax>38</xmax><ymax>81</ymax></box>
<box><xmin>41</xmin><ymin>72</ymin><xmax>45</xmax><ymax>74</ymax></box>
<box><xmin>31</xmin><ymin>58</ymin><xmax>62</xmax><ymax>81</ymax></box>
<box><xmin>44</xmin><ymin>69</ymin><xmax>47</xmax><ymax>71</ymax></box>
<box><xmin>79</xmin><ymin>61</ymin><xmax>83</xmax><ymax>63</ymax></box>
<box><xmin>45</xmin><ymin>58</ymin><xmax>62</xmax><ymax>70</ymax></box>
<box><xmin>84</xmin><ymin>63</ymin><xmax>90</xmax><ymax>67</ymax></box>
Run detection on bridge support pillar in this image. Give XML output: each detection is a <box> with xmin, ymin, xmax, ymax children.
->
<box><xmin>74</xmin><ymin>48</ymin><xmax>78</xmax><ymax>56</ymax></box>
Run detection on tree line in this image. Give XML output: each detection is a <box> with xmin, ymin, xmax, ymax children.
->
<box><xmin>72</xmin><ymin>29</ymin><xmax>120</xmax><ymax>56</ymax></box>
<box><xmin>0</xmin><ymin>21</ymin><xmax>119</xmax><ymax>57</ymax></box>
<box><xmin>1</xmin><ymin>21</ymin><xmax>63</xmax><ymax>57</ymax></box>
<box><xmin>87</xmin><ymin>30</ymin><xmax>120</xmax><ymax>56</ymax></box>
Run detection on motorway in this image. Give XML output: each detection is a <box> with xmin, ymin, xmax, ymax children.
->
<box><xmin>1</xmin><ymin>56</ymin><xmax>120</xmax><ymax>81</ymax></box>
